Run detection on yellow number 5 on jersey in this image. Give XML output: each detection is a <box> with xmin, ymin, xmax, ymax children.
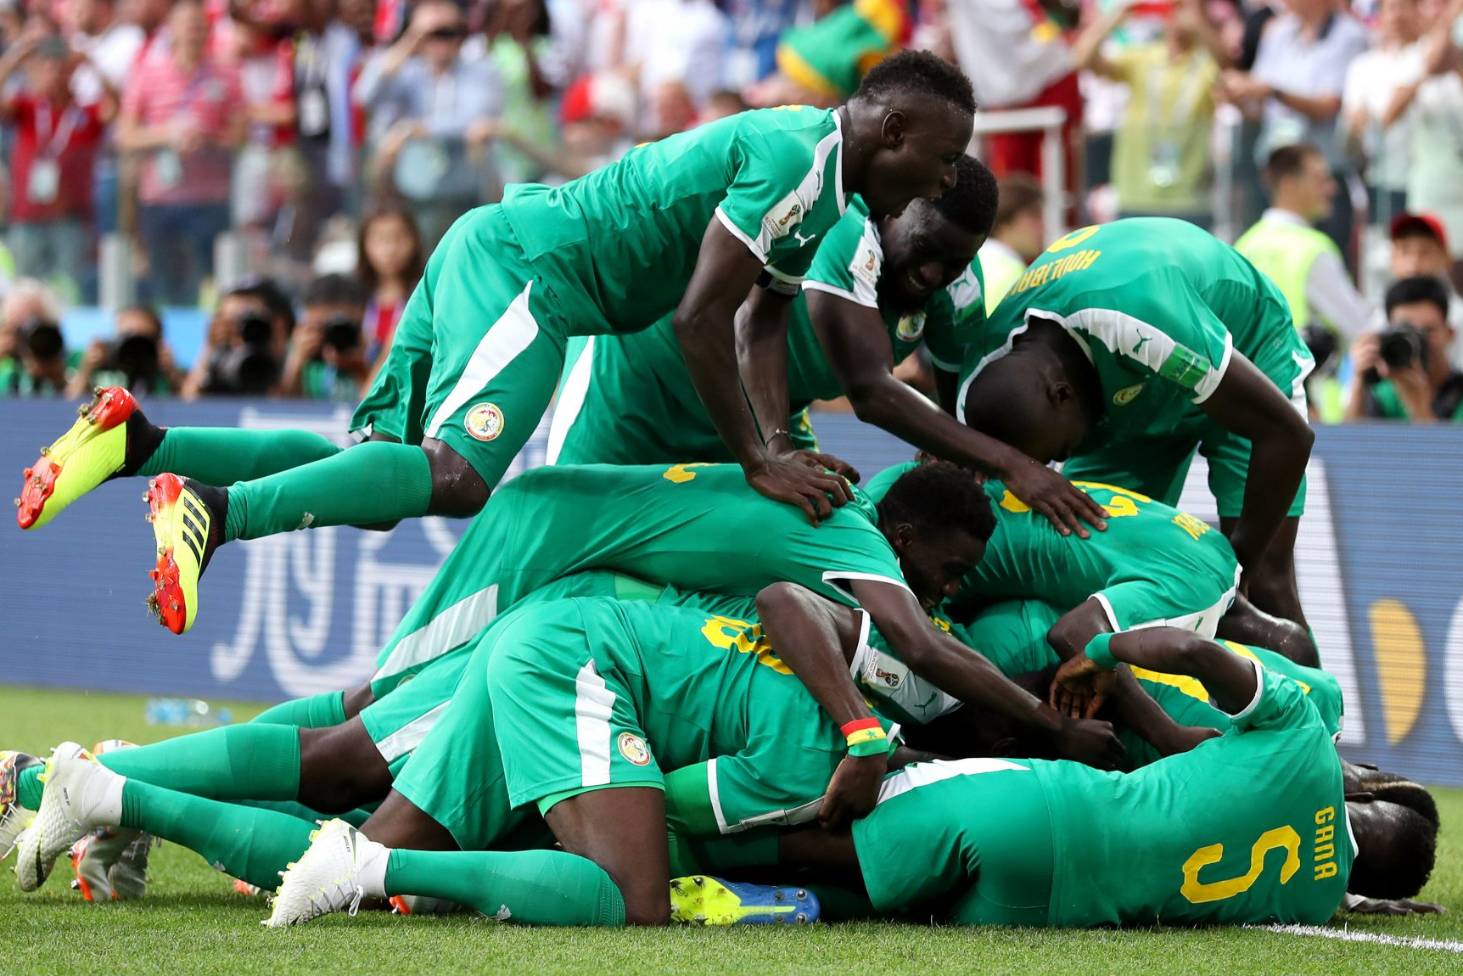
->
<box><xmin>1180</xmin><ymin>826</ymin><xmax>1301</xmax><ymax>904</ymax></box>
<box><xmin>663</xmin><ymin>463</ymin><xmax>714</xmax><ymax>484</ymax></box>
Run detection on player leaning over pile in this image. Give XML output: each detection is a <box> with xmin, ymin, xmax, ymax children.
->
<box><xmin>15</xmin><ymin>52</ymin><xmax>985</xmax><ymax>635</ymax></box>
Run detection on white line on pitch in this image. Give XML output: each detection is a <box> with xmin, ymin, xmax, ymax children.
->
<box><xmin>1256</xmin><ymin>924</ymin><xmax>1463</xmax><ymax>953</ymax></box>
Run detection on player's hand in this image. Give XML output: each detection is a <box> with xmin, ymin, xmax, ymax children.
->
<box><xmin>1052</xmin><ymin>654</ymin><xmax>1116</xmax><ymax>719</ymax></box>
<box><xmin>819</xmin><ymin>752</ymin><xmax>887</xmax><ymax>831</ymax></box>
<box><xmin>745</xmin><ymin>453</ymin><xmax>853</xmax><ymax>525</ymax></box>
<box><xmin>796</xmin><ymin>449</ymin><xmax>860</xmax><ymax>484</ymax></box>
<box><xmin>1000</xmin><ymin>454</ymin><xmax>1107</xmax><ymax>539</ymax></box>
<box><xmin>1052</xmin><ymin>715</ymin><xmax>1127</xmax><ymax>770</ymax></box>
<box><xmin>1343</xmin><ymin>893</ymin><xmax>1446</xmax><ymax>916</ymax></box>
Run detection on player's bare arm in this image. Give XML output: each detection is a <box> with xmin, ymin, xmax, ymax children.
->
<box><xmin>1197</xmin><ymin>352</ymin><xmax>1314</xmax><ymax>589</ymax></box>
<box><xmin>1055</xmin><ymin>627</ymin><xmax>1260</xmax><ymax>716</ymax></box>
<box><xmin>755</xmin><ymin>582</ymin><xmax>889</xmax><ymax>828</ymax></box>
<box><xmin>675</xmin><ymin>221</ymin><xmax>852</xmax><ymax>525</ymax></box>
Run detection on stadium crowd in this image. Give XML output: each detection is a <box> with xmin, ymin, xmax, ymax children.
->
<box><xmin>0</xmin><ymin>0</ymin><xmax>1461</xmax><ymax>422</ymax></box>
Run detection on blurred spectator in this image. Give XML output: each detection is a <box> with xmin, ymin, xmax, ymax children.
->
<box><xmin>0</xmin><ymin>278</ymin><xmax>71</xmax><ymax>395</ymax></box>
<box><xmin>222</xmin><ymin>8</ymin><xmax>296</xmax><ymax>235</ymax></box>
<box><xmin>67</xmin><ymin>303</ymin><xmax>183</xmax><ymax>396</ymax></box>
<box><xmin>184</xmin><ymin>277</ymin><xmax>293</xmax><ymax>397</ymax></box>
<box><xmin>117</xmin><ymin>0</ymin><xmax>247</xmax><ymax>306</ymax></box>
<box><xmin>355</xmin><ymin>0</ymin><xmax>503</xmax><ymax>244</ymax></box>
<box><xmin>1236</xmin><ymin>144</ymin><xmax>1372</xmax><ymax>345</ymax></box>
<box><xmin>0</xmin><ymin>33</ymin><xmax>114</xmax><ymax>300</ymax></box>
<box><xmin>1342</xmin><ymin>0</ymin><xmax>1424</xmax><ymax>223</ymax></box>
<box><xmin>61</xmin><ymin>0</ymin><xmax>144</xmax><ymax>105</ymax></box>
<box><xmin>945</xmin><ymin>0</ymin><xmax>1081</xmax><ymax>207</ymax></box>
<box><xmin>979</xmin><ymin>172</ymin><xmax>1044</xmax><ymax>314</ymax></box>
<box><xmin>1384</xmin><ymin>0</ymin><xmax>1463</xmax><ymax>269</ymax></box>
<box><xmin>1347</xmin><ymin>274</ymin><xmax>1463</xmax><ymax>421</ymax></box>
<box><xmin>620</xmin><ymin>0</ymin><xmax>728</xmax><ymax>123</ymax></box>
<box><xmin>508</xmin><ymin>70</ymin><xmax>634</xmax><ymax>181</ymax></box>
<box><xmin>472</xmin><ymin>0</ymin><xmax>564</xmax><ymax>185</ymax></box>
<box><xmin>1219</xmin><ymin>0</ymin><xmax>1369</xmax><ymax>257</ymax></box>
<box><xmin>721</xmin><ymin>0</ymin><xmax>803</xmax><ymax>88</ymax></box>
<box><xmin>745</xmin><ymin>0</ymin><xmax>907</xmax><ymax>108</ymax></box>
<box><xmin>1384</xmin><ymin>211</ymin><xmax>1463</xmax><ymax>364</ymax></box>
<box><xmin>357</xmin><ymin>204</ymin><xmax>424</xmax><ymax>362</ymax></box>
<box><xmin>280</xmin><ymin>272</ymin><xmax>370</xmax><ymax>399</ymax></box>
<box><xmin>1075</xmin><ymin>0</ymin><xmax>1230</xmax><ymax>227</ymax></box>
<box><xmin>699</xmin><ymin>88</ymin><xmax>748</xmax><ymax>124</ymax></box>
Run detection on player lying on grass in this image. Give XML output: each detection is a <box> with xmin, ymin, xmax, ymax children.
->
<box><xmin>17</xmin><ymin>52</ymin><xmax>979</xmax><ymax>635</ymax></box>
<box><xmin>743</xmin><ymin>626</ymin><xmax>1440</xmax><ymax>926</ymax></box>
<box><xmin>547</xmin><ymin>155</ymin><xmax>1108</xmax><ymax>540</ymax></box>
<box><xmin>10</xmin><ymin>587</ymin><xmax>987</xmax><ymax>926</ymax></box>
<box><xmin>958</xmin><ymin>218</ymin><xmax>1316</xmax><ymax>633</ymax></box>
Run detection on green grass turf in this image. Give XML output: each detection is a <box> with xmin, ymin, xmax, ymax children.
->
<box><xmin>1</xmin><ymin>683</ymin><xmax>1460</xmax><ymax>975</ymax></box>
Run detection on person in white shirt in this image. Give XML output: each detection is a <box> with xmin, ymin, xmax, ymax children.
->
<box><xmin>978</xmin><ymin>172</ymin><xmax>1045</xmax><ymax>314</ymax></box>
<box><xmin>1342</xmin><ymin>0</ymin><xmax>1425</xmax><ymax>222</ymax></box>
<box><xmin>61</xmin><ymin>0</ymin><xmax>144</xmax><ymax>105</ymax></box>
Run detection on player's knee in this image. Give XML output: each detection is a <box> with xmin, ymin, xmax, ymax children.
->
<box><xmin>423</xmin><ymin>440</ymin><xmax>490</xmax><ymax>517</ymax></box>
<box><xmin>298</xmin><ymin>722</ymin><xmax>390</xmax><ymax>809</ymax></box>
<box><xmin>341</xmin><ymin>683</ymin><xmax>374</xmax><ymax>719</ymax></box>
<box><xmin>1268</xmin><ymin>618</ymin><xmax>1320</xmax><ymax>668</ymax></box>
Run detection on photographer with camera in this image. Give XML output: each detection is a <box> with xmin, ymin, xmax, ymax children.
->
<box><xmin>66</xmin><ymin>305</ymin><xmax>182</xmax><ymax>398</ymax></box>
<box><xmin>279</xmin><ymin>274</ymin><xmax>370</xmax><ymax>401</ymax></box>
<box><xmin>183</xmin><ymin>278</ymin><xmax>294</xmax><ymax>399</ymax></box>
<box><xmin>0</xmin><ymin>278</ymin><xmax>72</xmax><ymax>395</ymax></box>
<box><xmin>1346</xmin><ymin>275</ymin><xmax>1463</xmax><ymax>422</ymax></box>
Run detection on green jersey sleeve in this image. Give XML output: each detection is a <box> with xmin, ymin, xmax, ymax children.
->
<box><xmin>1228</xmin><ymin>663</ymin><xmax>1319</xmax><ymax>734</ymax></box>
<box><xmin>803</xmin><ymin>200</ymin><xmax>881</xmax><ymax>308</ymax></box>
<box><xmin>714</xmin><ymin>121</ymin><xmax>837</xmax><ymax>284</ymax></box>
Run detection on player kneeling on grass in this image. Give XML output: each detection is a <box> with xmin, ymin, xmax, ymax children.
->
<box><xmin>761</xmin><ymin>627</ymin><xmax>1439</xmax><ymax>927</ymax></box>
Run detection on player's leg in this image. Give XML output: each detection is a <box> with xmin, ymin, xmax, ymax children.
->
<box><xmin>14</xmin><ymin>742</ymin><xmax>316</xmax><ymax>893</ymax></box>
<box><xmin>13</xmin><ymin>387</ymin><xmax>344</xmax><ymax>531</ymax></box>
<box><xmin>250</xmin><ymin>689</ymin><xmax>350</xmax><ymax>728</ymax></box>
<box><xmin>1215</xmin><ymin>588</ymin><xmax>1318</xmax><ymax>668</ymax></box>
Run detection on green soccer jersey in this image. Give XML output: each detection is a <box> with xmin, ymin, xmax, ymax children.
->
<box><xmin>548</xmin><ymin>197</ymin><xmax>981</xmax><ymax>467</ymax></box>
<box><xmin>500</xmin><ymin>107</ymin><xmax>848</xmax><ymax>336</ymax></box>
<box><xmin>372</xmin><ymin>462</ymin><xmax>907</xmax><ymax>690</ymax></box>
<box><xmin>855</xmin><ymin>667</ymin><xmax>1352</xmax><ymax>926</ymax></box>
<box><xmin>956</xmin><ymin>218</ymin><xmax>1313</xmax><ymax>446</ymax></box>
<box><xmin>864</xmin><ymin>462</ymin><xmax>1240</xmax><ymax>632</ymax></box>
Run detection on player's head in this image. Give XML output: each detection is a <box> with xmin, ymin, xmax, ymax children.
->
<box><xmin>1263</xmin><ymin>143</ymin><xmax>1335</xmax><ymax>223</ymax></box>
<box><xmin>1345</xmin><ymin>795</ymin><xmax>1438</xmax><ymax>900</ymax></box>
<box><xmin>962</xmin><ymin>323</ymin><xmax>1101</xmax><ymax>463</ymax></box>
<box><xmin>878</xmin><ymin>156</ymin><xmax>998</xmax><ymax>315</ymax></box>
<box><xmin>875</xmin><ymin>461</ymin><xmax>995</xmax><ymax>609</ymax></box>
<box><xmin>846</xmin><ymin>51</ymin><xmax>977</xmax><ymax>220</ymax></box>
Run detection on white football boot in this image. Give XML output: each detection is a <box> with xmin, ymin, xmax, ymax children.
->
<box><xmin>14</xmin><ymin>742</ymin><xmax>124</xmax><ymax>892</ymax></box>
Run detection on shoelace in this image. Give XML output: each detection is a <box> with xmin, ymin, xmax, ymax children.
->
<box><xmin>305</xmin><ymin>880</ymin><xmax>365</xmax><ymax>920</ymax></box>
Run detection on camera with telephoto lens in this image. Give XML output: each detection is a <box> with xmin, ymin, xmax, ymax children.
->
<box><xmin>320</xmin><ymin>315</ymin><xmax>362</xmax><ymax>353</ymax></box>
<box><xmin>22</xmin><ymin>317</ymin><xmax>64</xmax><ymax>361</ymax></box>
<box><xmin>108</xmin><ymin>333</ymin><xmax>160</xmax><ymax>388</ymax></box>
<box><xmin>1378</xmin><ymin>322</ymin><xmax>1428</xmax><ymax>372</ymax></box>
<box><xmin>204</xmin><ymin>311</ymin><xmax>279</xmax><ymax>394</ymax></box>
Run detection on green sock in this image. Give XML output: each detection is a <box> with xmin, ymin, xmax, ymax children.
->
<box><xmin>239</xmin><ymin>800</ymin><xmax>373</xmax><ymax>829</ymax></box>
<box><xmin>97</xmin><ymin>724</ymin><xmax>301</xmax><ymax>800</ymax></box>
<box><xmin>385</xmin><ymin>848</ymin><xmax>627</xmax><ymax>926</ymax></box>
<box><xmin>250</xmin><ymin>691</ymin><xmax>348</xmax><ymax>728</ymax></box>
<box><xmin>120</xmin><ymin>781</ymin><xmax>314</xmax><ymax>891</ymax></box>
<box><xmin>17</xmin><ymin>766</ymin><xmax>41</xmax><ymax>809</ymax></box>
<box><xmin>137</xmin><ymin>427</ymin><xmax>341</xmax><ymax>482</ymax></box>
<box><xmin>805</xmin><ymin>883</ymin><xmax>876</xmax><ymax>921</ymax></box>
<box><xmin>224</xmin><ymin>441</ymin><xmax>433</xmax><ymax>542</ymax></box>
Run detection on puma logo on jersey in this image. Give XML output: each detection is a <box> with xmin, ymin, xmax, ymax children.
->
<box><xmin>793</xmin><ymin>229</ymin><xmax>815</xmax><ymax>246</ymax></box>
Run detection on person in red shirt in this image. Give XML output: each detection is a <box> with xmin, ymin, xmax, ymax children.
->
<box><xmin>0</xmin><ymin>32</ymin><xmax>114</xmax><ymax>298</ymax></box>
<box><xmin>355</xmin><ymin>204</ymin><xmax>423</xmax><ymax>365</ymax></box>
<box><xmin>117</xmin><ymin>0</ymin><xmax>246</xmax><ymax>305</ymax></box>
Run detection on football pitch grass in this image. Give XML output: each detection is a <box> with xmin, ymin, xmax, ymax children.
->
<box><xmin>2</xmin><ymin>684</ymin><xmax>1460</xmax><ymax>976</ymax></box>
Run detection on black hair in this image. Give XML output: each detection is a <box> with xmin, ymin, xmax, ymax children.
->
<box><xmin>932</xmin><ymin>155</ymin><xmax>999</xmax><ymax>237</ymax></box>
<box><xmin>304</xmin><ymin>273</ymin><xmax>368</xmax><ymax>309</ymax></box>
<box><xmin>1263</xmin><ymin>142</ymin><xmax>1322</xmax><ymax>187</ymax></box>
<box><xmin>119</xmin><ymin>304</ymin><xmax>164</xmax><ymax>338</ymax></box>
<box><xmin>226</xmin><ymin>277</ymin><xmax>296</xmax><ymax>333</ymax></box>
<box><xmin>1385</xmin><ymin>275</ymin><xmax>1450</xmax><ymax>320</ymax></box>
<box><xmin>1348</xmin><ymin>802</ymin><xmax>1438</xmax><ymax>900</ymax></box>
<box><xmin>877</xmin><ymin>460</ymin><xmax>995</xmax><ymax>543</ymax></box>
<box><xmin>853</xmin><ymin>50</ymin><xmax>977</xmax><ymax>117</ymax></box>
<box><xmin>995</xmin><ymin>172</ymin><xmax>1044</xmax><ymax>229</ymax></box>
<box><xmin>1368</xmin><ymin>778</ymin><xmax>1441</xmax><ymax>830</ymax></box>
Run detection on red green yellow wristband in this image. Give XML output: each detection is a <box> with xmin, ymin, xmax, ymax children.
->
<box><xmin>1083</xmin><ymin>632</ymin><xmax>1120</xmax><ymax>670</ymax></box>
<box><xmin>841</xmin><ymin>718</ymin><xmax>888</xmax><ymax>757</ymax></box>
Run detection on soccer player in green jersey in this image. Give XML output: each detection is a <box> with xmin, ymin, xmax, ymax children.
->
<box><xmin>761</xmin><ymin>627</ymin><xmax>1439</xmax><ymax>927</ymax></box>
<box><xmin>18</xmin><ymin>52</ymin><xmax>978</xmax><ymax>636</ymax></box>
<box><xmin>547</xmin><ymin>155</ymin><xmax>1107</xmax><ymax>537</ymax></box>
<box><xmin>957</xmin><ymin>217</ymin><xmax>1317</xmax><ymax>632</ymax></box>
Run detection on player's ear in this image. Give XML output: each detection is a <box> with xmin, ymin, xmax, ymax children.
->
<box><xmin>892</xmin><ymin>520</ymin><xmax>916</xmax><ymax>554</ymax></box>
<box><xmin>1048</xmin><ymin>380</ymin><xmax>1077</xmax><ymax>408</ymax></box>
<box><xmin>880</xmin><ymin>110</ymin><xmax>907</xmax><ymax>149</ymax></box>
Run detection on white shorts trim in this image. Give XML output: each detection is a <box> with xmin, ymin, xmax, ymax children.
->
<box><xmin>574</xmin><ymin>660</ymin><xmax>615</xmax><ymax>788</ymax></box>
<box><xmin>374</xmin><ymin>702</ymin><xmax>449</xmax><ymax>764</ymax></box>
<box><xmin>545</xmin><ymin>335</ymin><xmax>595</xmax><ymax>465</ymax></box>
<box><xmin>372</xmin><ymin>584</ymin><xmax>499</xmax><ymax>685</ymax></box>
<box><xmin>424</xmin><ymin>280</ymin><xmax>540</xmax><ymax>440</ymax></box>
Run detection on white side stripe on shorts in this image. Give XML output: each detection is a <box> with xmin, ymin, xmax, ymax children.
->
<box><xmin>374</xmin><ymin>702</ymin><xmax>449</xmax><ymax>764</ymax></box>
<box><xmin>574</xmin><ymin>660</ymin><xmax>615</xmax><ymax>788</ymax></box>
<box><xmin>372</xmin><ymin>584</ymin><xmax>499</xmax><ymax>685</ymax></box>
<box><xmin>424</xmin><ymin>280</ymin><xmax>540</xmax><ymax>439</ymax></box>
<box><xmin>545</xmin><ymin>335</ymin><xmax>595</xmax><ymax>465</ymax></box>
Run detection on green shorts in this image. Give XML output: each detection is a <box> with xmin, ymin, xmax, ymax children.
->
<box><xmin>1094</xmin><ymin>528</ymin><xmax>1240</xmax><ymax>638</ymax></box>
<box><xmin>548</xmin><ymin>327</ymin><xmax>817</xmax><ymax>467</ymax></box>
<box><xmin>960</xmin><ymin>600</ymin><xmax>1063</xmax><ymax>678</ymax></box>
<box><xmin>1063</xmin><ymin>333</ymin><xmax>1311</xmax><ymax>520</ymax></box>
<box><xmin>485</xmin><ymin>606</ymin><xmax>665</xmax><ymax>812</ymax></box>
<box><xmin>852</xmin><ymin>760</ymin><xmax>1053</xmax><ymax>924</ymax></box>
<box><xmin>358</xmin><ymin>647</ymin><xmax>471</xmax><ymax>769</ymax></box>
<box><xmin>350</xmin><ymin>205</ymin><xmax>571</xmax><ymax>488</ymax></box>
